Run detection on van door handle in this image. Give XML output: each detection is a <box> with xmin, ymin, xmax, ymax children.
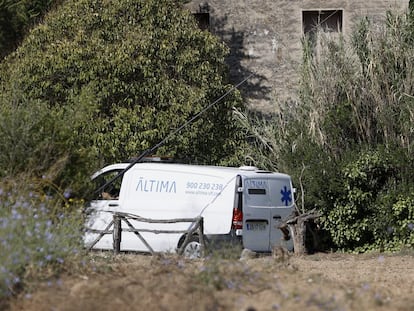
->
<box><xmin>273</xmin><ymin>215</ymin><xmax>281</xmax><ymax>220</ymax></box>
<box><xmin>108</xmin><ymin>203</ymin><xmax>119</xmax><ymax>207</ymax></box>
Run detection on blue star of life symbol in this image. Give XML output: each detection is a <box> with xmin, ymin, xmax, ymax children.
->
<box><xmin>280</xmin><ymin>186</ymin><xmax>292</xmax><ymax>206</ymax></box>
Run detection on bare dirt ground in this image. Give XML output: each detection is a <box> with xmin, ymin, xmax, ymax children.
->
<box><xmin>7</xmin><ymin>251</ymin><xmax>414</xmax><ymax>311</ymax></box>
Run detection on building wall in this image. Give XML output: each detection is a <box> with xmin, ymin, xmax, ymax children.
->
<box><xmin>185</xmin><ymin>0</ymin><xmax>410</xmax><ymax>113</ymax></box>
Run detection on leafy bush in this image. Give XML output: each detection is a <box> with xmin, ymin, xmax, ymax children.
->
<box><xmin>323</xmin><ymin>149</ymin><xmax>394</xmax><ymax>250</ymax></box>
<box><xmin>372</xmin><ymin>187</ymin><xmax>414</xmax><ymax>251</ymax></box>
<box><xmin>0</xmin><ymin>88</ymin><xmax>99</xmax><ymax>194</ymax></box>
<box><xmin>0</xmin><ymin>0</ymin><xmax>247</xmax><ymax>187</ymax></box>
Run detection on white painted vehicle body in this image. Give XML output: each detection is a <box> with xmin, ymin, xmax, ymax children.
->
<box><xmin>84</xmin><ymin>162</ymin><xmax>295</xmax><ymax>253</ymax></box>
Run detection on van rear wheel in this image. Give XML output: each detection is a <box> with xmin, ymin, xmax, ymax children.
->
<box><xmin>181</xmin><ymin>236</ymin><xmax>202</xmax><ymax>259</ymax></box>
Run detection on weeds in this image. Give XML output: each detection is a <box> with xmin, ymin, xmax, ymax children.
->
<box><xmin>195</xmin><ymin>243</ymin><xmax>258</xmax><ymax>291</ymax></box>
<box><xmin>0</xmin><ymin>179</ymin><xmax>86</xmax><ymax>300</ymax></box>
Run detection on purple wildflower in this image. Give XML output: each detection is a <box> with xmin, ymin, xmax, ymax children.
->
<box><xmin>63</xmin><ymin>189</ymin><xmax>72</xmax><ymax>199</ymax></box>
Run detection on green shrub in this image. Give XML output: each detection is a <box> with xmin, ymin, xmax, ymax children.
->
<box><xmin>372</xmin><ymin>188</ymin><xmax>414</xmax><ymax>251</ymax></box>
<box><xmin>322</xmin><ymin>149</ymin><xmax>393</xmax><ymax>250</ymax></box>
<box><xmin>0</xmin><ymin>91</ymin><xmax>98</xmax><ymax>195</ymax></box>
<box><xmin>0</xmin><ymin>0</ymin><xmax>246</xmax><ymax>179</ymax></box>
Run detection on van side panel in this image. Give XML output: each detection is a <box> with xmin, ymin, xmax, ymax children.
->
<box><xmin>118</xmin><ymin>167</ymin><xmax>237</xmax><ymax>252</ymax></box>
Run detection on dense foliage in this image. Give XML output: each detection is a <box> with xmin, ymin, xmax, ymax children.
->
<box><xmin>0</xmin><ymin>0</ymin><xmax>247</xmax><ymax>193</ymax></box>
<box><xmin>0</xmin><ymin>0</ymin><xmax>59</xmax><ymax>58</ymax></box>
<box><xmin>240</xmin><ymin>11</ymin><xmax>414</xmax><ymax>252</ymax></box>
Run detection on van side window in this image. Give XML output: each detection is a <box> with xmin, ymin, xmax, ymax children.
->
<box><xmin>93</xmin><ymin>170</ymin><xmax>123</xmax><ymax>200</ymax></box>
<box><xmin>245</xmin><ymin>179</ymin><xmax>271</xmax><ymax>207</ymax></box>
<box><xmin>248</xmin><ymin>189</ymin><xmax>266</xmax><ymax>195</ymax></box>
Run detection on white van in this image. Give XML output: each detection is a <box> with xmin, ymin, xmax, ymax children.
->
<box><xmin>84</xmin><ymin>162</ymin><xmax>295</xmax><ymax>256</ymax></box>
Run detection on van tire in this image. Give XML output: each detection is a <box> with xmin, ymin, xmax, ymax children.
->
<box><xmin>180</xmin><ymin>235</ymin><xmax>202</xmax><ymax>259</ymax></box>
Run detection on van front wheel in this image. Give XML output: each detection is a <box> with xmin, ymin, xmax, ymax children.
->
<box><xmin>181</xmin><ymin>236</ymin><xmax>202</xmax><ymax>259</ymax></box>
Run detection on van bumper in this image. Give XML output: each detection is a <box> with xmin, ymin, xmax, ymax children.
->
<box><xmin>205</xmin><ymin>231</ymin><xmax>242</xmax><ymax>245</ymax></box>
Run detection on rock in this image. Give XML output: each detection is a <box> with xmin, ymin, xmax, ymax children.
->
<box><xmin>240</xmin><ymin>248</ymin><xmax>256</xmax><ymax>260</ymax></box>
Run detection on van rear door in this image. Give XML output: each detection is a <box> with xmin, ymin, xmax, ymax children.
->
<box><xmin>242</xmin><ymin>176</ymin><xmax>294</xmax><ymax>252</ymax></box>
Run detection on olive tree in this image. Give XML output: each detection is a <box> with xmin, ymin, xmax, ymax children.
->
<box><xmin>0</xmin><ymin>0</ymin><xmax>246</xmax><ymax>191</ymax></box>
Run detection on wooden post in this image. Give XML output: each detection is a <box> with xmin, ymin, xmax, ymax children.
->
<box><xmin>289</xmin><ymin>219</ymin><xmax>307</xmax><ymax>255</ymax></box>
<box><xmin>198</xmin><ymin>217</ymin><xmax>205</xmax><ymax>257</ymax></box>
<box><xmin>86</xmin><ymin>220</ymin><xmax>114</xmax><ymax>251</ymax></box>
<box><xmin>281</xmin><ymin>209</ymin><xmax>321</xmax><ymax>255</ymax></box>
<box><xmin>113</xmin><ymin>214</ymin><xmax>122</xmax><ymax>254</ymax></box>
<box><xmin>122</xmin><ymin>218</ymin><xmax>155</xmax><ymax>255</ymax></box>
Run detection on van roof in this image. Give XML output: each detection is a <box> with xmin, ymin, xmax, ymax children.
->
<box><xmin>92</xmin><ymin>162</ymin><xmax>290</xmax><ymax>180</ymax></box>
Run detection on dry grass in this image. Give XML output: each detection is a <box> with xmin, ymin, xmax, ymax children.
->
<box><xmin>6</xmin><ymin>251</ymin><xmax>414</xmax><ymax>311</ymax></box>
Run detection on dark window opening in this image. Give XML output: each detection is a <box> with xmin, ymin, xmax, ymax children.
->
<box><xmin>93</xmin><ymin>170</ymin><xmax>123</xmax><ymax>200</ymax></box>
<box><xmin>303</xmin><ymin>10</ymin><xmax>343</xmax><ymax>54</ymax></box>
<box><xmin>303</xmin><ymin>10</ymin><xmax>342</xmax><ymax>35</ymax></box>
<box><xmin>248</xmin><ymin>189</ymin><xmax>266</xmax><ymax>195</ymax></box>
<box><xmin>193</xmin><ymin>12</ymin><xmax>210</xmax><ymax>31</ymax></box>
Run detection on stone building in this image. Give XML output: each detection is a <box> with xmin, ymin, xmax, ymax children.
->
<box><xmin>185</xmin><ymin>1</ymin><xmax>410</xmax><ymax>113</ymax></box>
